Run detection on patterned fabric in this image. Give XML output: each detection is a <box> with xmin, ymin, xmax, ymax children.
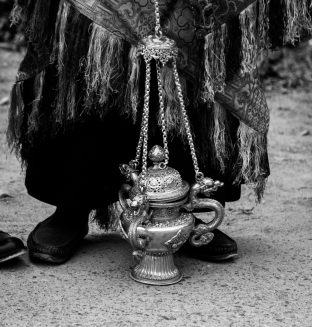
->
<box><xmin>66</xmin><ymin>1</ymin><xmax>202</xmax><ymax>82</ymax></box>
<box><xmin>8</xmin><ymin>0</ymin><xmax>312</xmax><ymax>200</ymax></box>
<box><xmin>193</xmin><ymin>0</ymin><xmax>256</xmax><ymax>33</ymax></box>
<box><xmin>67</xmin><ymin>0</ymin><xmax>269</xmax><ymax>133</ymax></box>
<box><xmin>216</xmin><ymin>70</ymin><xmax>270</xmax><ymax>134</ymax></box>
<box><xmin>66</xmin><ymin>0</ymin><xmax>256</xmax><ymax>40</ymax></box>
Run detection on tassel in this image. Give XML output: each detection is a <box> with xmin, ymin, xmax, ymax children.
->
<box><xmin>10</xmin><ymin>0</ymin><xmax>27</xmax><ymax>26</ymax></box>
<box><xmin>54</xmin><ymin>3</ymin><xmax>74</xmax><ymax>121</ymax></box>
<box><xmin>239</xmin><ymin>5</ymin><xmax>259</xmax><ymax>74</ymax></box>
<box><xmin>7</xmin><ymin>72</ymin><xmax>46</xmax><ymax>162</ymax></box>
<box><xmin>239</xmin><ymin>1</ymin><xmax>272</xmax><ymax>73</ymax></box>
<box><xmin>282</xmin><ymin>0</ymin><xmax>312</xmax><ymax>44</ymax></box>
<box><xmin>203</xmin><ymin>24</ymin><xmax>227</xmax><ymax>102</ymax></box>
<box><xmin>85</xmin><ymin>24</ymin><xmax>124</xmax><ymax>111</ymax></box>
<box><xmin>226</xmin><ymin>1</ymin><xmax>270</xmax><ymax>75</ymax></box>
<box><xmin>52</xmin><ymin>0</ymin><xmax>68</xmax><ymax>67</ymax></box>
<box><xmin>90</xmin><ymin>203</ymin><xmax>121</xmax><ymax>232</ymax></box>
<box><xmin>8</xmin><ymin>70</ymin><xmax>48</xmax><ymax>158</ymax></box>
<box><xmin>54</xmin><ymin>5</ymin><xmax>91</xmax><ymax>122</ymax></box>
<box><xmin>54</xmin><ymin>2</ymin><xmax>73</xmax><ymax>121</ymax></box>
<box><xmin>235</xmin><ymin>122</ymin><xmax>269</xmax><ymax>202</ymax></box>
<box><xmin>23</xmin><ymin>0</ymin><xmax>60</xmax><ymax>46</ymax></box>
<box><xmin>126</xmin><ymin>46</ymin><xmax>141</xmax><ymax>121</ymax></box>
<box><xmin>269</xmin><ymin>0</ymin><xmax>312</xmax><ymax>47</ymax></box>
<box><xmin>159</xmin><ymin>65</ymin><xmax>187</xmax><ymax>137</ymax></box>
<box><xmin>8</xmin><ymin>0</ymin><xmax>62</xmax><ymax>162</ymax></box>
<box><xmin>257</xmin><ymin>0</ymin><xmax>271</xmax><ymax>51</ymax></box>
<box><xmin>27</xmin><ymin>70</ymin><xmax>45</xmax><ymax>139</ymax></box>
<box><xmin>210</xmin><ymin>102</ymin><xmax>231</xmax><ymax>172</ymax></box>
<box><xmin>7</xmin><ymin>81</ymin><xmax>25</xmax><ymax>155</ymax></box>
<box><xmin>10</xmin><ymin>0</ymin><xmax>62</xmax><ymax>80</ymax></box>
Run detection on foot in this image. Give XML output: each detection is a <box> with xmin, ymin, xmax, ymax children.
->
<box><xmin>180</xmin><ymin>222</ymin><xmax>238</xmax><ymax>262</ymax></box>
<box><xmin>27</xmin><ymin>207</ymin><xmax>89</xmax><ymax>264</ymax></box>
<box><xmin>0</xmin><ymin>231</ymin><xmax>26</xmax><ymax>263</ymax></box>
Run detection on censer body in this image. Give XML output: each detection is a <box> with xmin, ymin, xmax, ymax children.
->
<box><xmin>129</xmin><ymin>202</ymin><xmax>195</xmax><ymax>285</ymax></box>
<box><xmin>119</xmin><ymin>146</ymin><xmax>225</xmax><ymax>285</ymax></box>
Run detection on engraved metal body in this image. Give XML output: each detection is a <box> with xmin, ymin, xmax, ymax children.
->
<box><xmin>119</xmin><ymin>146</ymin><xmax>224</xmax><ymax>285</ymax></box>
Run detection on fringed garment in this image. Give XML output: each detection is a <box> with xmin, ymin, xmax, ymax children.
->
<box><xmin>8</xmin><ymin>0</ymin><xmax>312</xmax><ymax>207</ymax></box>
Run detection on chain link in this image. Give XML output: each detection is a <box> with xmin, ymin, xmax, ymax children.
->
<box><xmin>156</xmin><ymin>61</ymin><xmax>169</xmax><ymax>166</ymax></box>
<box><xmin>134</xmin><ymin>0</ymin><xmax>164</xmax><ymax>175</ymax></box>
<box><xmin>154</xmin><ymin>0</ymin><xmax>162</xmax><ymax>37</ymax></box>
<box><xmin>134</xmin><ymin>113</ymin><xmax>145</xmax><ymax>166</ymax></box>
<box><xmin>134</xmin><ymin>61</ymin><xmax>151</xmax><ymax>182</ymax></box>
<box><xmin>132</xmin><ymin>0</ymin><xmax>203</xmax><ymax>183</ymax></box>
<box><xmin>172</xmin><ymin>59</ymin><xmax>204</xmax><ymax>181</ymax></box>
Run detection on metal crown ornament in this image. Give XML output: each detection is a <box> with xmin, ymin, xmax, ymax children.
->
<box><xmin>138</xmin><ymin>34</ymin><xmax>178</xmax><ymax>64</ymax></box>
<box><xmin>117</xmin><ymin>0</ymin><xmax>225</xmax><ymax>285</ymax></box>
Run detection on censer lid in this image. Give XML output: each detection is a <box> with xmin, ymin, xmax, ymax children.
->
<box><xmin>140</xmin><ymin>145</ymin><xmax>189</xmax><ymax>203</ymax></box>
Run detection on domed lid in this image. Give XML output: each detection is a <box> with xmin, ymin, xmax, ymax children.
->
<box><xmin>140</xmin><ymin>145</ymin><xmax>189</xmax><ymax>203</ymax></box>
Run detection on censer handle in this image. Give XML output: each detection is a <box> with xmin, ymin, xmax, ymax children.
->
<box><xmin>184</xmin><ymin>180</ymin><xmax>225</xmax><ymax>247</ymax></box>
<box><xmin>128</xmin><ymin>205</ymin><xmax>152</xmax><ymax>262</ymax></box>
<box><xmin>118</xmin><ymin>183</ymin><xmax>132</xmax><ymax>211</ymax></box>
<box><xmin>119</xmin><ymin>184</ymin><xmax>152</xmax><ymax>260</ymax></box>
<box><xmin>192</xmin><ymin>198</ymin><xmax>225</xmax><ymax>231</ymax></box>
<box><xmin>189</xmin><ymin>198</ymin><xmax>225</xmax><ymax>247</ymax></box>
<box><xmin>128</xmin><ymin>220</ymin><xmax>150</xmax><ymax>253</ymax></box>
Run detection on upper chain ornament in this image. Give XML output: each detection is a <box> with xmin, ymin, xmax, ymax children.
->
<box><xmin>138</xmin><ymin>35</ymin><xmax>178</xmax><ymax>65</ymax></box>
<box><xmin>138</xmin><ymin>0</ymin><xmax>178</xmax><ymax>65</ymax></box>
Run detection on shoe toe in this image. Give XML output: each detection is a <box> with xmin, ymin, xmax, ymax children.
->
<box><xmin>0</xmin><ymin>237</ymin><xmax>26</xmax><ymax>262</ymax></box>
<box><xmin>27</xmin><ymin>210</ymin><xmax>89</xmax><ymax>264</ymax></box>
<box><xmin>181</xmin><ymin>228</ymin><xmax>238</xmax><ymax>262</ymax></box>
<box><xmin>208</xmin><ymin>229</ymin><xmax>237</xmax><ymax>249</ymax></box>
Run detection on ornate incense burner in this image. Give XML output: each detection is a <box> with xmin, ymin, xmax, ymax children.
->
<box><xmin>117</xmin><ymin>0</ymin><xmax>225</xmax><ymax>285</ymax></box>
<box><xmin>118</xmin><ymin>146</ymin><xmax>224</xmax><ymax>285</ymax></box>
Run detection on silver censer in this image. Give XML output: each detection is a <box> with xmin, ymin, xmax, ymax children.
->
<box><xmin>118</xmin><ymin>146</ymin><xmax>224</xmax><ymax>285</ymax></box>
<box><xmin>117</xmin><ymin>1</ymin><xmax>224</xmax><ymax>285</ymax></box>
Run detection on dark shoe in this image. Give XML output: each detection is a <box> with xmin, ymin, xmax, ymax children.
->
<box><xmin>180</xmin><ymin>226</ymin><xmax>238</xmax><ymax>262</ymax></box>
<box><xmin>0</xmin><ymin>231</ymin><xmax>26</xmax><ymax>263</ymax></box>
<box><xmin>27</xmin><ymin>207</ymin><xmax>89</xmax><ymax>264</ymax></box>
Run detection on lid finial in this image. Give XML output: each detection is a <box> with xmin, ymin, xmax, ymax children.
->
<box><xmin>148</xmin><ymin>145</ymin><xmax>165</xmax><ymax>164</ymax></box>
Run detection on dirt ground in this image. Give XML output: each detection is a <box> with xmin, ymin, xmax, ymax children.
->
<box><xmin>0</xmin><ymin>49</ymin><xmax>311</xmax><ymax>327</ymax></box>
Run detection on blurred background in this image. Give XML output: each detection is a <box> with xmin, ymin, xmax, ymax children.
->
<box><xmin>0</xmin><ymin>0</ymin><xmax>24</xmax><ymax>47</ymax></box>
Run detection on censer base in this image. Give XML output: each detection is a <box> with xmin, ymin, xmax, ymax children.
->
<box><xmin>130</xmin><ymin>252</ymin><xmax>182</xmax><ymax>286</ymax></box>
<box><xmin>130</xmin><ymin>272</ymin><xmax>182</xmax><ymax>286</ymax></box>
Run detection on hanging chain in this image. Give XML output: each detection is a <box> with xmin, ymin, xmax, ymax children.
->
<box><xmin>172</xmin><ymin>59</ymin><xmax>204</xmax><ymax>182</ymax></box>
<box><xmin>133</xmin><ymin>104</ymin><xmax>146</xmax><ymax>169</ymax></box>
<box><xmin>130</xmin><ymin>0</ymin><xmax>204</xmax><ymax>182</ymax></box>
<box><xmin>134</xmin><ymin>61</ymin><xmax>152</xmax><ymax>183</ymax></box>
<box><xmin>135</xmin><ymin>60</ymin><xmax>169</xmax><ymax>172</ymax></box>
<box><xmin>132</xmin><ymin>0</ymin><xmax>169</xmax><ymax>172</ymax></box>
<box><xmin>156</xmin><ymin>61</ymin><xmax>169</xmax><ymax>166</ymax></box>
<box><xmin>141</xmin><ymin>62</ymin><xmax>151</xmax><ymax>180</ymax></box>
<box><xmin>154</xmin><ymin>0</ymin><xmax>162</xmax><ymax>38</ymax></box>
